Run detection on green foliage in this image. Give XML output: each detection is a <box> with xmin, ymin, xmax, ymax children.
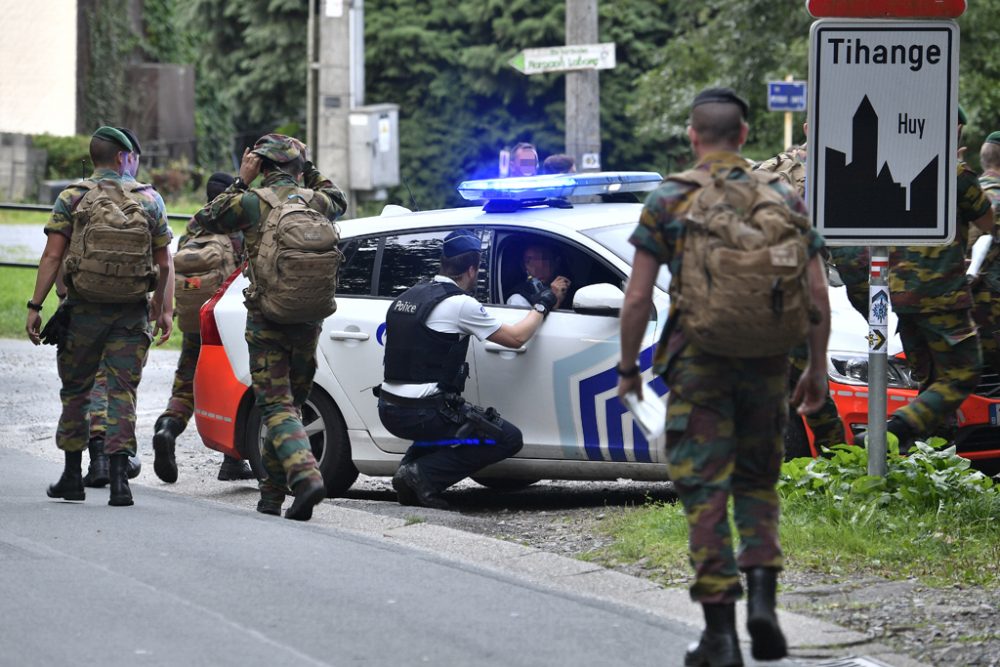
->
<box><xmin>83</xmin><ymin>1</ymin><xmax>140</xmax><ymax>130</ymax></box>
<box><xmin>30</xmin><ymin>135</ymin><xmax>92</xmax><ymax>180</ymax></box>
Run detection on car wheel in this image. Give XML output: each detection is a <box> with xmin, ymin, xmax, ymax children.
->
<box><xmin>243</xmin><ymin>388</ymin><xmax>359</xmax><ymax>497</ymax></box>
<box><xmin>471</xmin><ymin>477</ymin><xmax>540</xmax><ymax>492</ymax></box>
<box><xmin>784</xmin><ymin>409</ymin><xmax>812</xmax><ymax>460</ymax></box>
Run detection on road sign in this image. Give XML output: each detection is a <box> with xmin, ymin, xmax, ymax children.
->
<box><xmin>509</xmin><ymin>43</ymin><xmax>616</xmax><ymax>75</ymax></box>
<box><xmin>807</xmin><ymin>20</ymin><xmax>958</xmax><ymax>245</ymax></box>
<box><xmin>767</xmin><ymin>81</ymin><xmax>807</xmax><ymax>112</ymax></box>
<box><xmin>805</xmin><ymin>0</ymin><xmax>967</xmax><ymax>18</ymax></box>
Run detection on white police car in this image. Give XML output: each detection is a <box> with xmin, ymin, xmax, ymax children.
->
<box><xmin>193</xmin><ymin>172</ymin><xmax>677</xmax><ymax>495</ymax></box>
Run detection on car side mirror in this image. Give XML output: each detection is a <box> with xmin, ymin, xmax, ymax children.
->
<box><xmin>572</xmin><ymin>283</ymin><xmax>624</xmax><ymax>316</ymax></box>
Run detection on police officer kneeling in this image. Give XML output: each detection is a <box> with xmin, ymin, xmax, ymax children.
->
<box><xmin>378</xmin><ymin>230</ymin><xmax>552</xmax><ymax>510</ymax></box>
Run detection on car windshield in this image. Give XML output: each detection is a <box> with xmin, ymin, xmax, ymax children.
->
<box><xmin>582</xmin><ymin>223</ymin><xmax>671</xmax><ymax>292</ymax></box>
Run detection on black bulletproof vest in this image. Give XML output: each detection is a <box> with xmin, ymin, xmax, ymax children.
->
<box><xmin>383</xmin><ymin>280</ymin><xmax>471</xmax><ymax>392</ymax></box>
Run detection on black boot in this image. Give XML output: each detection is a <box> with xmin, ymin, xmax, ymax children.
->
<box><xmin>47</xmin><ymin>450</ymin><xmax>85</xmax><ymax>501</ymax></box>
<box><xmin>887</xmin><ymin>415</ymin><xmax>915</xmax><ymax>455</ymax></box>
<box><xmin>152</xmin><ymin>416</ymin><xmax>181</xmax><ymax>483</ymax></box>
<box><xmin>218</xmin><ymin>455</ymin><xmax>255</xmax><ymax>481</ymax></box>
<box><xmin>127</xmin><ymin>454</ymin><xmax>142</xmax><ymax>479</ymax></box>
<box><xmin>285</xmin><ymin>476</ymin><xmax>326</xmax><ymax>521</ymax></box>
<box><xmin>746</xmin><ymin>567</ymin><xmax>788</xmax><ymax>661</ymax></box>
<box><xmin>684</xmin><ymin>603</ymin><xmax>743</xmax><ymax>667</ymax></box>
<box><xmin>82</xmin><ymin>436</ymin><xmax>109</xmax><ymax>488</ymax></box>
<box><xmin>108</xmin><ymin>454</ymin><xmax>134</xmax><ymax>507</ymax></box>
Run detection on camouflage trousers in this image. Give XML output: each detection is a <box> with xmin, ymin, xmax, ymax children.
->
<box><xmin>894</xmin><ymin>310</ymin><xmax>982</xmax><ymax>438</ymax></box>
<box><xmin>789</xmin><ymin>343</ymin><xmax>846</xmax><ymax>450</ymax></box>
<box><xmin>844</xmin><ymin>281</ymin><xmax>870</xmax><ymax>321</ymax></box>
<box><xmin>88</xmin><ymin>361</ymin><xmax>110</xmax><ymax>439</ymax></box>
<box><xmin>664</xmin><ymin>347</ymin><xmax>787</xmax><ymax>604</ymax></box>
<box><xmin>57</xmin><ymin>302</ymin><xmax>151</xmax><ymax>456</ymax></box>
<box><xmin>157</xmin><ymin>332</ymin><xmax>202</xmax><ymax>432</ymax></box>
<box><xmin>971</xmin><ymin>285</ymin><xmax>1000</xmax><ymax>375</ymax></box>
<box><xmin>245</xmin><ymin>308</ymin><xmax>323</xmax><ymax>498</ymax></box>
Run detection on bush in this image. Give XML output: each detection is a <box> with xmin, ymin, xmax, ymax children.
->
<box><xmin>147</xmin><ymin>159</ymin><xmax>203</xmax><ymax>199</ymax></box>
<box><xmin>31</xmin><ymin>134</ymin><xmax>92</xmax><ymax>180</ymax></box>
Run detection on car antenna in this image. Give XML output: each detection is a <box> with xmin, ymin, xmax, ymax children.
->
<box><xmin>400</xmin><ymin>175</ymin><xmax>420</xmax><ymax>212</ymax></box>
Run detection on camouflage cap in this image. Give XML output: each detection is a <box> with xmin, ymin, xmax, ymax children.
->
<box><xmin>92</xmin><ymin>126</ymin><xmax>134</xmax><ymax>152</ymax></box>
<box><xmin>251</xmin><ymin>133</ymin><xmax>306</xmax><ymax>163</ymax></box>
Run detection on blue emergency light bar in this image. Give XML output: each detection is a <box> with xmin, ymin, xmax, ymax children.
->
<box><xmin>456</xmin><ymin>171</ymin><xmax>663</xmax><ymax>208</ymax></box>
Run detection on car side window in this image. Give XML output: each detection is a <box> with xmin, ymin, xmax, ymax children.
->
<box><xmin>337</xmin><ymin>237</ymin><xmax>380</xmax><ymax>296</ymax></box>
<box><xmin>376</xmin><ymin>229</ymin><xmax>491</xmax><ymax>301</ymax></box>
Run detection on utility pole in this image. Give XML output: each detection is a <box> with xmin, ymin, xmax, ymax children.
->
<box><xmin>565</xmin><ymin>0</ymin><xmax>601</xmax><ymax>171</ymax></box>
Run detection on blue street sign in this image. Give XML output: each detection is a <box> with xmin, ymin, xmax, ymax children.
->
<box><xmin>768</xmin><ymin>81</ymin><xmax>807</xmax><ymax>112</ymax></box>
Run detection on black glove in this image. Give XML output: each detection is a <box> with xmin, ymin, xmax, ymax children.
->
<box><xmin>529</xmin><ymin>288</ymin><xmax>558</xmax><ymax>315</ymax></box>
<box><xmin>39</xmin><ymin>303</ymin><xmax>71</xmax><ymax>347</ymax></box>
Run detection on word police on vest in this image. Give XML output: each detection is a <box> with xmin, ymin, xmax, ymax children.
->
<box><xmin>828</xmin><ymin>38</ymin><xmax>942</xmax><ymax>72</ymax></box>
<box><xmin>393</xmin><ymin>300</ymin><xmax>417</xmax><ymax>314</ymax></box>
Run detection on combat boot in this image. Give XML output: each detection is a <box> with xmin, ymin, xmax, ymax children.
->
<box><xmin>108</xmin><ymin>454</ymin><xmax>134</xmax><ymax>507</ymax></box>
<box><xmin>285</xmin><ymin>476</ymin><xmax>326</xmax><ymax>521</ymax></box>
<box><xmin>127</xmin><ymin>454</ymin><xmax>142</xmax><ymax>479</ymax></box>
<box><xmin>257</xmin><ymin>491</ymin><xmax>284</xmax><ymax>516</ymax></box>
<box><xmin>82</xmin><ymin>436</ymin><xmax>110</xmax><ymax>488</ymax></box>
<box><xmin>684</xmin><ymin>603</ymin><xmax>743</xmax><ymax>667</ymax></box>
<box><xmin>218</xmin><ymin>455</ymin><xmax>255</xmax><ymax>481</ymax></box>
<box><xmin>745</xmin><ymin>567</ymin><xmax>788</xmax><ymax>661</ymax></box>
<box><xmin>152</xmin><ymin>416</ymin><xmax>181</xmax><ymax>483</ymax></box>
<box><xmin>47</xmin><ymin>450</ymin><xmax>85</xmax><ymax>501</ymax></box>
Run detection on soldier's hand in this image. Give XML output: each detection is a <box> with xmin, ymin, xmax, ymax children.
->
<box><xmin>239</xmin><ymin>148</ymin><xmax>262</xmax><ymax>185</ymax></box>
<box><xmin>25</xmin><ymin>310</ymin><xmax>42</xmax><ymax>346</ymax></box>
<box><xmin>152</xmin><ymin>310</ymin><xmax>173</xmax><ymax>346</ymax></box>
<box><xmin>617</xmin><ymin>374</ymin><xmax>643</xmax><ymax>403</ymax></box>
<box><xmin>791</xmin><ymin>365</ymin><xmax>827</xmax><ymax>416</ymax></box>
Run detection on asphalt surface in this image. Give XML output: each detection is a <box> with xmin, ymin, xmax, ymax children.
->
<box><xmin>0</xmin><ymin>339</ymin><xmax>928</xmax><ymax>667</ymax></box>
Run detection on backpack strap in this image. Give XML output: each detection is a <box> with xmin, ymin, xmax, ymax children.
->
<box><xmin>252</xmin><ymin>187</ymin><xmax>281</xmax><ymax>209</ymax></box>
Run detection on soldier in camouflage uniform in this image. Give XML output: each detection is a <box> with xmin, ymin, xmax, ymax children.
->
<box><xmin>618</xmin><ymin>89</ymin><xmax>831</xmax><ymax>667</ymax></box>
<box><xmin>193</xmin><ymin>134</ymin><xmax>347</xmax><ymax>521</ymax></box>
<box><xmin>152</xmin><ymin>172</ymin><xmax>255</xmax><ymax>483</ymax></box>
<box><xmin>970</xmin><ymin>131</ymin><xmax>1000</xmax><ymax>375</ymax></box>
<box><xmin>25</xmin><ymin>126</ymin><xmax>173</xmax><ymax>507</ymax></box>
<box><xmin>886</xmin><ymin>111</ymin><xmax>994</xmax><ymax>448</ymax></box>
<box><xmin>755</xmin><ymin>144</ymin><xmax>847</xmax><ymax>452</ymax></box>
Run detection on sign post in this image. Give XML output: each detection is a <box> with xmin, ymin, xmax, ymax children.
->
<box><xmin>767</xmin><ymin>77</ymin><xmax>807</xmax><ymax>149</ymax></box>
<box><xmin>508</xmin><ymin>43</ymin><xmax>616</xmax><ymax>76</ymax></box>
<box><xmin>808</xmin><ymin>15</ymin><xmax>959</xmax><ymax>475</ymax></box>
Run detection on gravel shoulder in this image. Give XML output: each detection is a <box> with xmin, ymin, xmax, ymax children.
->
<box><xmin>3</xmin><ymin>339</ymin><xmax>996</xmax><ymax>666</ymax></box>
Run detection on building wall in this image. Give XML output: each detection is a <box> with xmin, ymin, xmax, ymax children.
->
<box><xmin>0</xmin><ymin>0</ymin><xmax>78</xmax><ymax>136</ymax></box>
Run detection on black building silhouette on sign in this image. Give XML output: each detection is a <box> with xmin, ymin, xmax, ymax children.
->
<box><xmin>824</xmin><ymin>96</ymin><xmax>938</xmax><ymax>229</ymax></box>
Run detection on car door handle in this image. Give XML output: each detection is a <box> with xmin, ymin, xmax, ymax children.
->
<box><xmin>329</xmin><ymin>331</ymin><xmax>370</xmax><ymax>341</ymax></box>
<box><xmin>484</xmin><ymin>342</ymin><xmax>527</xmax><ymax>354</ymax></box>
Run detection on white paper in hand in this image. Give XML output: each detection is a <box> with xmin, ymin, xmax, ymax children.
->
<box><xmin>622</xmin><ymin>390</ymin><xmax>666</xmax><ymax>440</ymax></box>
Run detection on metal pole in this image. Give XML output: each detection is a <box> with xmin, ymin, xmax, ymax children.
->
<box><xmin>783</xmin><ymin>74</ymin><xmax>794</xmax><ymax>149</ymax></box>
<box><xmin>566</xmin><ymin>0</ymin><xmax>601</xmax><ymax>171</ymax></box>
<box><xmin>867</xmin><ymin>247</ymin><xmax>889</xmax><ymax>476</ymax></box>
<box><xmin>306</xmin><ymin>0</ymin><xmax>317</xmax><ymax>151</ymax></box>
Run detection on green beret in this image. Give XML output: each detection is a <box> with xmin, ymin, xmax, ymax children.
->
<box><xmin>958</xmin><ymin>105</ymin><xmax>968</xmax><ymax>125</ymax></box>
<box><xmin>250</xmin><ymin>133</ymin><xmax>305</xmax><ymax>164</ymax></box>
<box><xmin>985</xmin><ymin>131</ymin><xmax>1000</xmax><ymax>146</ymax></box>
<box><xmin>92</xmin><ymin>126</ymin><xmax>133</xmax><ymax>152</ymax></box>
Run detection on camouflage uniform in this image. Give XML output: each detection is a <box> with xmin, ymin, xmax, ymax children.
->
<box><xmin>194</xmin><ymin>153</ymin><xmax>346</xmax><ymax>504</ymax></box>
<box><xmin>632</xmin><ymin>152</ymin><xmax>825</xmax><ymax>603</ymax></box>
<box><xmin>47</xmin><ymin>168</ymin><xmax>171</xmax><ymax>457</ymax></box>
<box><xmin>971</xmin><ymin>170</ymin><xmax>1000</xmax><ymax>374</ymax></box>
<box><xmin>887</xmin><ymin>163</ymin><xmax>990</xmax><ymax>438</ymax></box>
<box><xmin>755</xmin><ymin>149</ymin><xmax>846</xmax><ymax>450</ymax></box>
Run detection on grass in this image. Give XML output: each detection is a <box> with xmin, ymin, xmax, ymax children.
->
<box><xmin>588</xmin><ymin>469</ymin><xmax>1000</xmax><ymax>589</ymax></box>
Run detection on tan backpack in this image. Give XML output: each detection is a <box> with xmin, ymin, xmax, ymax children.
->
<box><xmin>669</xmin><ymin>166</ymin><xmax>813</xmax><ymax>358</ymax></box>
<box><xmin>174</xmin><ymin>232</ymin><xmax>240</xmax><ymax>333</ymax></box>
<box><xmin>246</xmin><ymin>187</ymin><xmax>343</xmax><ymax>324</ymax></box>
<box><xmin>63</xmin><ymin>179</ymin><xmax>157</xmax><ymax>303</ymax></box>
<box><xmin>754</xmin><ymin>151</ymin><xmax>806</xmax><ymax>198</ymax></box>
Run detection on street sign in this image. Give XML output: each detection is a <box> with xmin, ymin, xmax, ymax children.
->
<box><xmin>805</xmin><ymin>0</ymin><xmax>966</xmax><ymax>18</ymax></box>
<box><xmin>767</xmin><ymin>81</ymin><xmax>807</xmax><ymax>112</ymax></box>
<box><xmin>807</xmin><ymin>19</ymin><xmax>958</xmax><ymax>245</ymax></box>
<box><xmin>509</xmin><ymin>43</ymin><xmax>616</xmax><ymax>76</ymax></box>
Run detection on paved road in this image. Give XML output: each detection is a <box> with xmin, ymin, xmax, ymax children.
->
<box><xmin>2</xmin><ymin>446</ymin><xmax>704</xmax><ymax>667</ymax></box>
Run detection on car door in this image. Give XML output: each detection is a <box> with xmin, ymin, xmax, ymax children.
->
<box><xmin>317</xmin><ymin>228</ymin><xmax>485</xmax><ymax>454</ymax></box>
<box><xmin>471</xmin><ymin>230</ymin><xmax>668</xmax><ymax>464</ymax></box>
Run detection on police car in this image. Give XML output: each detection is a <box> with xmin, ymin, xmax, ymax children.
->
<box><xmin>192</xmin><ymin>172</ymin><xmax>1000</xmax><ymax>496</ymax></box>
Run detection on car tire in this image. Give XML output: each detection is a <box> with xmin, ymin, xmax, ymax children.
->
<box><xmin>784</xmin><ymin>408</ymin><xmax>812</xmax><ymax>460</ymax></box>
<box><xmin>471</xmin><ymin>477</ymin><xmax>540</xmax><ymax>492</ymax></box>
<box><xmin>243</xmin><ymin>388</ymin><xmax>359</xmax><ymax>497</ymax></box>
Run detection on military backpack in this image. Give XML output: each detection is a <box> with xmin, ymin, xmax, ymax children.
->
<box><xmin>754</xmin><ymin>150</ymin><xmax>807</xmax><ymax>199</ymax></box>
<box><xmin>669</xmin><ymin>165</ymin><xmax>813</xmax><ymax>358</ymax></box>
<box><xmin>246</xmin><ymin>187</ymin><xmax>343</xmax><ymax>324</ymax></box>
<box><xmin>174</xmin><ymin>232</ymin><xmax>240</xmax><ymax>333</ymax></box>
<box><xmin>63</xmin><ymin>179</ymin><xmax>157</xmax><ymax>304</ymax></box>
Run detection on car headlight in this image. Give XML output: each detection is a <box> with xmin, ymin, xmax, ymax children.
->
<box><xmin>828</xmin><ymin>352</ymin><xmax>919</xmax><ymax>390</ymax></box>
